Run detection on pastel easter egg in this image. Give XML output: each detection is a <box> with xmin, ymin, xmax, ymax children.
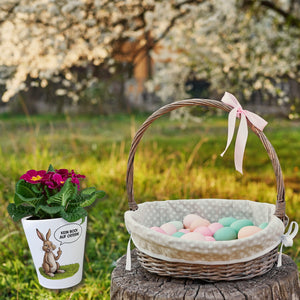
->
<box><xmin>205</xmin><ymin>236</ymin><xmax>216</xmax><ymax>241</ymax></box>
<box><xmin>169</xmin><ymin>221</ymin><xmax>184</xmax><ymax>231</ymax></box>
<box><xmin>194</xmin><ymin>226</ymin><xmax>213</xmax><ymax>236</ymax></box>
<box><xmin>238</xmin><ymin>226</ymin><xmax>262</xmax><ymax>239</ymax></box>
<box><xmin>230</xmin><ymin>219</ymin><xmax>254</xmax><ymax>233</ymax></box>
<box><xmin>208</xmin><ymin>222</ymin><xmax>224</xmax><ymax>234</ymax></box>
<box><xmin>259</xmin><ymin>222</ymin><xmax>268</xmax><ymax>229</ymax></box>
<box><xmin>181</xmin><ymin>232</ymin><xmax>205</xmax><ymax>241</ymax></box>
<box><xmin>160</xmin><ymin>223</ymin><xmax>177</xmax><ymax>235</ymax></box>
<box><xmin>172</xmin><ymin>232</ymin><xmax>185</xmax><ymax>238</ymax></box>
<box><xmin>179</xmin><ymin>229</ymin><xmax>190</xmax><ymax>233</ymax></box>
<box><xmin>150</xmin><ymin>227</ymin><xmax>167</xmax><ymax>234</ymax></box>
<box><xmin>183</xmin><ymin>214</ymin><xmax>202</xmax><ymax>228</ymax></box>
<box><xmin>190</xmin><ymin>218</ymin><xmax>210</xmax><ymax>231</ymax></box>
<box><xmin>214</xmin><ymin>227</ymin><xmax>237</xmax><ymax>241</ymax></box>
<box><xmin>218</xmin><ymin>217</ymin><xmax>237</xmax><ymax>227</ymax></box>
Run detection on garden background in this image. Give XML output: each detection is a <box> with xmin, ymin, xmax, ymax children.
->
<box><xmin>0</xmin><ymin>1</ymin><xmax>299</xmax><ymax>299</ymax></box>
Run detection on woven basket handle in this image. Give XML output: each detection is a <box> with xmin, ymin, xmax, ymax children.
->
<box><xmin>126</xmin><ymin>99</ymin><xmax>286</xmax><ymax>222</ymax></box>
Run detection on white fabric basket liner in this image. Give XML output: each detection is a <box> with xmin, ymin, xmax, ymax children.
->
<box><xmin>125</xmin><ymin>198</ymin><xmax>285</xmax><ymax>264</ymax></box>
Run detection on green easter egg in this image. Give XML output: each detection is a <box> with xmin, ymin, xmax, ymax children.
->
<box><xmin>218</xmin><ymin>217</ymin><xmax>237</xmax><ymax>227</ymax></box>
<box><xmin>169</xmin><ymin>221</ymin><xmax>184</xmax><ymax>231</ymax></box>
<box><xmin>213</xmin><ymin>227</ymin><xmax>237</xmax><ymax>241</ymax></box>
<box><xmin>259</xmin><ymin>222</ymin><xmax>268</xmax><ymax>229</ymax></box>
<box><xmin>172</xmin><ymin>232</ymin><xmax>185</xmax><ymax>238</ymax></box>
<box><xmin>230</xmin><ymin>219</ymin><xmax>254</xmax><ymax>233</ymax></box>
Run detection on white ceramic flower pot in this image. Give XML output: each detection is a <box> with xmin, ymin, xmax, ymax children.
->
<box><xmin>21</xmin><ymin>216</ymin><xmax>87</xmax><ymax>289</ymax></box>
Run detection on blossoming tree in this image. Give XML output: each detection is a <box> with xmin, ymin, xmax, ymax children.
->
<box><xmin>0</xmin><ymin>0</ymin><xmax>299</xmax><ymax>114</ymax></box>
<box><xmin>146</xmin><ymin>0</ymin><xmax>300</xmax><ymax>116</ymax></box>
<box><xmin>0</xmin><ymin>0</ymin><xmax>205</xmax><ymax>105</ymax></box>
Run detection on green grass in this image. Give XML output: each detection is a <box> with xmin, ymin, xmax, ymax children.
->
<box><xmin>39</xmin><ymin>263</ymin><xmax>79</xmax><ymax>280</ymax></box>
<box><xmin>0</xmin><ymin>111</ymin><xmax>299</xmax><ymax>299</ymax></box>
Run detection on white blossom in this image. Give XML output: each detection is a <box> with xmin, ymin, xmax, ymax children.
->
<box><xmin>0</xmin><ymin>0</ymin><xmax>298</xmax><ymax>108</ymax></box>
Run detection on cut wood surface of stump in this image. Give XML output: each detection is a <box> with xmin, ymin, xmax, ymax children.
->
<box><xmin>110</xmin><ymin>249</ymin><xmax>300</xmax><ymax>300</ymax></box>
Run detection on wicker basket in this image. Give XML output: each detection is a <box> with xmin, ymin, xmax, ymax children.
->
<box><xmin>125</xmin><ymin>99</ymin><xmax>287</xmax><ymax>281</ymax></box>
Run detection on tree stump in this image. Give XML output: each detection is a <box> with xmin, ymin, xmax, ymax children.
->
<box><xmin>111</xmin><ymin>249</ymin><xmax>300</xmax><ymax>300</ymax></box>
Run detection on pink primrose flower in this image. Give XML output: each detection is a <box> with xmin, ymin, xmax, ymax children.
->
<box><xmin>20</xmin><ymin>170</ymin><xmax>46</xmax><ymax>184</ymax></box>
<box><xmin>43</xmin><ymin>172</ymin><xmax>66</xmax><ymax>190</ymax></box>
<box><xmin>20</xmin><ymin>167</ymin><xmax>86</xmax><ymax>191</ymax></box>
<box><xmin>52</xmin><ymin>173</ymin><xmax>65</xmax><ymax>185</ymax></box>
<box><xmin>56</xmin><ymin>169</ymin><xmax>69</xmax><ymax>180</ymax></box>
<box><xmin>71</xmin><ymin>170</ymin><xmax>85</xmax><ymax>179</ymax></box>
<box><xmin>71</xmin><ymin>170</ymin><xmax>85</xmax><ymax>184</ymax></box>
<box><xmin>42</xmin><ymin>172</ymin><xmax>56</xmax><ymax>189</ymax></box>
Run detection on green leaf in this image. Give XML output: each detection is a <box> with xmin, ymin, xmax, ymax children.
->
<box><xmin>47</xmin><ymin>164</ymin><xmax>55</xmax><ymax>172</ymax></box>
<box><xmin>34</xmin><ymin>197</ymin><xmax>47</xmax><ymax>214</ymax></box>
<box><xmin>61</xmin><ymin>207</ymin><xmax>87</xmax><ymax>222</ymax></box>
<box><xmin>44</xmin><ymin>186</ymin><xmax>52</xmax><ymax>199</ymax></box>
<box><xmin>31</xmin><ymin>184</ymin><xmax>42</xmax><ymax>194</ymax></box>
<box><xmin>14</xmin><ymin>181</ymin><xmax>43</xmax><ymax>206</ymax></box>
<box><xmin>14</xmin><ymin>180</ymin><xmax>43</xmax><ymax>207</ymax></box>
<box><xmin>81</xmin><ymin>187</ymin><xmax>96</xmax><ymax>195</ymax></box>
<box><xmin>7</xmin><ymin>203</ymin><xmax>35</xmax><ymax>222</ymax></box>
<box><xmin>67</xmin><ymin>189</ymin><xmax>105</xmax><ymax>208</ymax></box>
<box><xmin>14</xmin><ymin>193</ymin><xmax>25</xmax><ymax>206</ymax></box>
<box><xmin>47</xmin><ymin>178</ymin><xmax>77</xmax><ymax>207</ymax></box>
<box><xmin>80</xmin><ymin>190</ymin><xmax>106</xmax><ymax>207</ymax></box>
<box><xmin>14</xmin><ymin>188</ymin><xmax>44</xmax><ymax>208</ymax></box>
<box><xmin>95</xmin><ymin>190</ymin><xmax>106</xmax><ymax>199</ymax></box>
<box><xmin>14</xmin><ymin>180</ymin><xmax>37</xmax><ymax>204</ymax></box>
<box><xmin>37</xmin><ymin>205</ymin><xmax>63</xmax><ymax>215</ymax></box>
<box><xmin>79</xmin><ymin>193</ymin><xmax>97</xmax><ymax>208</ymax></box>
<box><xmin>14</xmin><ymin>192</ymin><xmax>43</xmax><ymax>207</ymax></box>
<box><xmin>66</xmin><ymin>193</ymin><xmax>84</xmax><ymax>208</ymax></box>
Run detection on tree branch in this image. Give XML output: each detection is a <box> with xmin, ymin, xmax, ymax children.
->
<box><xmin>117</xmin><ymin>0</ymin><xmax>207</xmax><ymax>64</ymax></box>
<box><xmin>0</xmin><ymin>2</ymin><xmax>18</xmax><ymax>24</ymax></box>
<box><xmin>244</xmin><ymin>0</ymin><xmax>300</xmax><ymax>28</ymax></box>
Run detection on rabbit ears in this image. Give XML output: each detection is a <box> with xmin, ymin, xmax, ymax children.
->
<box><xmin>36</xmin><ymin>229</ymin><xmax>51</xmax><ymax>241</ymax></box>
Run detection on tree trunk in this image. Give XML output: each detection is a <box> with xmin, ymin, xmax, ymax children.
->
<box><xmin>111</xmin><ymin>249</ymin><xmax>300</xmax><ymax>300</ymax></box>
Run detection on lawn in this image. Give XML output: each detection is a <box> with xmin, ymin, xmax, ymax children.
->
<box><xmin>0</xmin><ymin>110</ymin><xmax>299</xmax><ymax>299</ymax></box>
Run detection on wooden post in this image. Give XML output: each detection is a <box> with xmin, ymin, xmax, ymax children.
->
<box><xmin>111</xmin><ymin>249</ymin><xmax>300</xmax><ymax>300</ymax></box>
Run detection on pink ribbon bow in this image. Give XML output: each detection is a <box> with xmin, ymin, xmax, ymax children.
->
<box><xmin>220</xmin><ymin>92</ymin><xmax>268</xmax><ymax>174</ymax></box>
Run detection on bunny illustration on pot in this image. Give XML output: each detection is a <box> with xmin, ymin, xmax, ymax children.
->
<box><xmin>36</xmin><ymin>228</ymin><xmax>65</xmax><ymax>277</ymax></box>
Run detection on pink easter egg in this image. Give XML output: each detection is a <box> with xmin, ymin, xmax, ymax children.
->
<box><xmin>160</xmin><ymin>223</ymin><xmax>177</xmax><ymax>235</ymax></box>
<box><xmin>183</xmin><ymin>214</ymin><xmax>201</xmax><ymax>229</ymax></box>
<box><xmin>205</xmin><ymin>236</ymin><xmax>216</xmax><ymax>241</ymax></box>
<box><xmin>194</xmin><ymin>226</ymin><xmax>213</xmax><ymax>236</ymax></box>
<box><xmin>208</xmin><ymin>222</ymin><xmax>224</xmax><ymax>234</ymax></box>
<box><xmin>179</xmin><ymin>229</ymin><xmax>190</xmax><ymax>233</ymax></box>
<box><xmin>150</xmin><ymin>227</ymin><xmax>167</xmax><ymax>234</ymax></box>
<box><xmin>238</xmin><ymin>226</ymin><xmax>262</xmax><ymax>239</ymax></box>
<box><xmin>190</xmin><ymin>218</ymin><xmax>210</xmax><ymax>231</ymax></box>
<box><xmin>180</xmin><ymin>232</ymin><xmax>205</xmax><ymax>241</ymax></box>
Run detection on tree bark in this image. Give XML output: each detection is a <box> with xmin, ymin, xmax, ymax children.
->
<box><xmin>111</xmin><ymin>249</ymin><xmax>300</xmax><ymax>300</ymax></box>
